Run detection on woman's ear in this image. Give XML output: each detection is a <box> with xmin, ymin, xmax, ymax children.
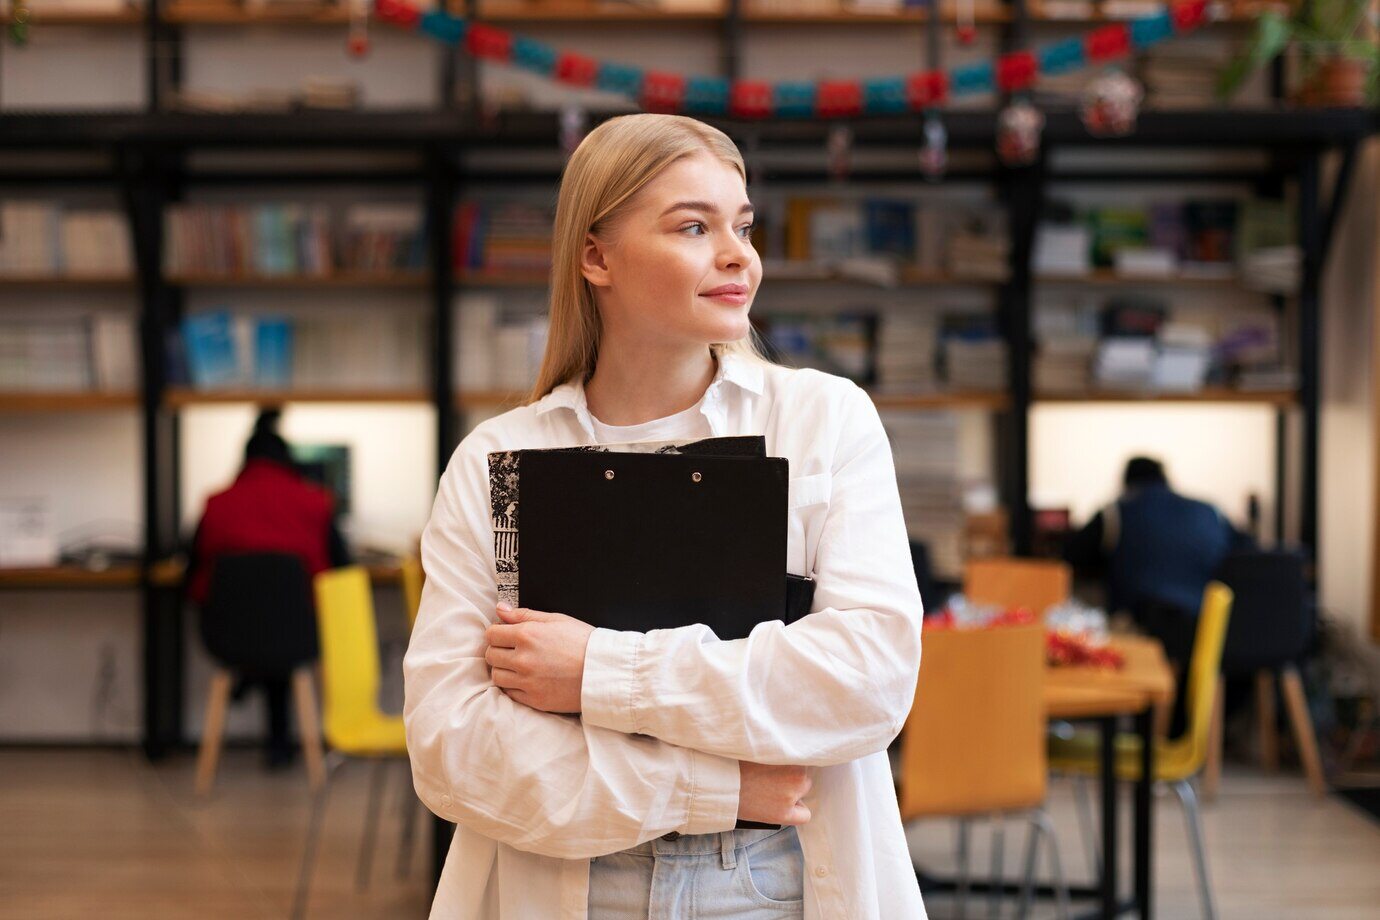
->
<box><xmin>580</xmin><ymin>233</ymin><xmax>613</xmax><ymax>289</ymax></box>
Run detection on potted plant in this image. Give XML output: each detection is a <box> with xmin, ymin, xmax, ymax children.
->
<box><xmin>1218</xmin><ymin>0</ymin><xmax>1380</xmax><ymax>107</ymax></box>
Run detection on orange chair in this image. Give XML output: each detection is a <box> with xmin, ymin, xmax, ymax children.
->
<box><xmin>400</xmin><ymin>556</ymin><xmax>424</xmax><ymax>630</ymax></box>
<box><xmin>964</xmin><ymin>557</ymin><xmax>1072</xmax><ymax>618</ymax></box>
<box><xmin>900</xmin><ymin>624</ymin><xmax>1070</xmax><ymax>918</ymax></box>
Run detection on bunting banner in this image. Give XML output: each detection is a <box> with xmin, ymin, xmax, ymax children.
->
<box><xmin>374</xmin><ymin>0</ymin><xmax>1211</xmax><ymax>120</ymax></box>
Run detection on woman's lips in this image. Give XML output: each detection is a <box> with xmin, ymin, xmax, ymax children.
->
<box><xmin>702</xmin><ymin>291</ymin><xmax>748</xmax><ymax>305</ymax></box>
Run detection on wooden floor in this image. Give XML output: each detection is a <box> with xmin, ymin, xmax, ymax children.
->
<box><xmin>2</xmin><ymin>749</ymin><xmax>1378</xmax><ymax>919</ymax></box>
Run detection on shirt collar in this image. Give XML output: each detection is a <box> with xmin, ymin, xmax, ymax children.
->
<box><xmin>532</xmin><ymin>351</ymin><xmax>765</xmax><ymax>428</ymax></box>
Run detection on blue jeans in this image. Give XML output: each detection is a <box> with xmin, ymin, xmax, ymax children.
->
<box><xmin>588</xmin><ymin>826</ymin><xmax>805</xmax><ymax>919</ymax></box>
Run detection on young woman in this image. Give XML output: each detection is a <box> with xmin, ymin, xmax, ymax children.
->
<box><xmin>404</xmin><ymin>114</ymin><xmax>925</xmax><ymax>919</ymax></box>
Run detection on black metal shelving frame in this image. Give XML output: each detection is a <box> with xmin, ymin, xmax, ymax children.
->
<box><xmin>0</xmin><ymin>1</ymin><xmax>1373</xmax><ymax>767</ymax></box>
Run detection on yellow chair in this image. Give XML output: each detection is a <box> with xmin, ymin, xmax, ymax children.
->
<box><xmin>900</xmin><ymin>624</ymin><xmax>1070</xmax><ymax>919</ymax></box>
<box><xmin>400</xmin><ymin>556</ymin><xmax>425</xmax><ymax>630</ymax></box>
<box><xmin>1048</xmin><ymin>582</ymin><xmax>1233</xmax><ymax>920</ymax></box>
<box><xmin>292</xmin><ymin>567</ymin><xmax>409</xmax><ymax>920</ymax></box>
<box><xmin>964</xmin><ymin>557</ymin><xmax>1072</xmax><ymax>618</ymax></box>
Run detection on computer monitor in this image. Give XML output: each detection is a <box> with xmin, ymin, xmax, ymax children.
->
<box><xmin>291</xmin><ymin>444</ymin><xmax>351</xmax><ymax>518</ymax></box>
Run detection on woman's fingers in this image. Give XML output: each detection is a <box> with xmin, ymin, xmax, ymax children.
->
<box><xmin>484</xmin><ymin>645</ymin><xmax>519</xmax><ymax>670</ymax></box>
<box><xmin>485</xmin><ymin>622</ymin><xmax>522</xmax><ymax>648</ymax></box>
<box><xmin>490</xmin><ymin>667</ymin><xmax>521</xmax><ymax>690</ymax></box>
<box><xmin>783</xmin><ymin>803</ymin><xmax>812</xmax><ymax>826</ymax></box>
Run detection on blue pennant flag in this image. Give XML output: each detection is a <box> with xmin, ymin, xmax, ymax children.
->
<box><xmin>419</xmin><ymin>10</ymin><xmax>467</xmax><ymax>46</ymax></box>
<box><xmin>684</xmin><ymin>76</ymin><xmax>730</xmax><ymax>115</ymax></box>
<box><xmin>512</xmin><ymin>37</ymin><xmax>557</xmax><ymax>74</ymax></box>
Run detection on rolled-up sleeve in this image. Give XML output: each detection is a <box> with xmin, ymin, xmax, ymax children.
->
<box><xmin>403</xmin><ymin>432</ymin><xmax>740</xmax><ymax>860</ymax></box>
<box><xmin>581</xmin><ymin>384</ymin><xmax>923</xmax><ymax>767</ymax></box>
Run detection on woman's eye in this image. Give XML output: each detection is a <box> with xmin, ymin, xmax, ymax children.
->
<box><xmin>681</xmin><ymin>222</ymin><xmax>706</xmax><ymax>235</ymax></box>
<box><xmin>737</xmin><ymin>223</ymin><xmax>755</xmax><ymax>239</ymax></box>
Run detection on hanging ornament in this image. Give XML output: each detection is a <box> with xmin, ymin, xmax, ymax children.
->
<box><xmin>1080</xmin><ymin>69</ymin><xmax>1143</xmax><ymax>138</ymax></box>
<box><xmin>8</xmin><ymin>0</ymin><xmax>30</xmax><ymax>47</ymax></box>
<box><xmin>559</xmin><ymin>105</ymin><xmax>587</xmax><ymax>157</ymax></box>
<box><xmin>955</xmin><ymin>0</ymin><xmax>978</xmax><ymax>46</ymax></box>
<box><xmin>826</xmin><ymin>124</ymin><xmax>853</xmax><ymax>181</ymax></box>
<box><xmin>919</xmin><ymin>112</ymin><xmax>947</xmax><ymax>182</ymax></box>
<box><xmin>996</xmin><ymin>99</ymin><xmax>1044</xmax><ymax>167</ymax></box>
<box><xmin>346</xmin><ymin>0</ymin><xmax>370</xmax><ymax>58</ymax></box>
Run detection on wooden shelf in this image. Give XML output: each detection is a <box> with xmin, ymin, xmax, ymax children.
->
<box><xmin>870</xmin><ymin>390</ymin><xmax>1011</xmax><ymax>411</ymax></box>
<box><xmin>162</xmin><ymin>3</ymin><xmax>353</xmax><ymax>25</ymax></box>
<box><xmin>743</xmin><ymin>6</ymin><xmax>1011</xmax><ymax>24</ymax></box>
<box><xmin>1037</xmin><ymin>389</ymin><xmax>1297</xmax><ymax>406</ymax></box>
<box><xmin>148</xmin><ymin>557</ymin><xmax>401</xmax><ymax>586</ymax></box>
<box><xmin>478</xmin><ymin>0</ymin><xmax>726</xmax><ymax>22</ymax></box>
<box><xmin>1037</xmin><ymin>270</ymin><xmax>1243</xmax><ymax>288</ymax></box>
<box><xmin>165</xmin><ymin>271</ymin><xmax>428</xmax><ymax>288</ymax></box>
<box><xmin>164</xmin><ymin>388</ymin><xmax>431</xmax><ymax>406</ymax></box>
<box><xmin>457</xmin><ymin>270</ymin><xmax>550</xmax><ymax>287</ymax></box>
<box><xmin>0</xmin><ymin>392</ymin><xmax>139</xmax><ymax>412</ymax></box>
<box><xmin>0</xmin><ymin>565</ymin><xmax>143</xmax><ymax>590</ymax></box>
<box><xmin>0</xmin><ymin>274</ymin><xmax>137</xmax><ymax>289</ymax></box>
<box><xmin>0</xmin><ymin>9</ymin><xmax>144</xmax><ymax>25</ymax></box>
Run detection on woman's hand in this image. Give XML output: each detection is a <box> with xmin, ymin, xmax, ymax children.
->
<box><xmin>738</xmin><ymin>762</ymin><xmax>813</xmax><ymax>826</ymax></box>
<box><xmin>484</xmin><ymin>601</ymin><xmax>595</xmax><ymax>713</ymax></box>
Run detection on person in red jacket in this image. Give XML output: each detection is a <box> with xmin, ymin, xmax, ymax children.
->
<box><xmin>189</xmin><ymin>408</ymin><xmax>347</xmax><ymax>767</ymax></box>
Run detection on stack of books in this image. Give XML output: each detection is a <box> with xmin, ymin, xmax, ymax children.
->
<box><xmin>0</xmin><ymin>203</ymin><xmax>132</xmax><ymax>276</ymax></box>
<box><xmin>881</xmin><ymin>410</ymin><xmax>966</xmax><ymax>579</ymax></box>
<box><xmin>1139</xmin><ymin>44</ymin><xmax>1231</xmax><ymax>110</ymax></box>
<box><xmin>0</xmin><ymin>314</ymin><xmax>138</xmax><ymax>392</ymax></box>
<box><xmin>453</xmin><ymin>295</ymin><xmax>550</xmax><ymax>393</ymax></box>
<box><xmin>941</xmin><ymin>312</ymin><xmax>1007</xmax><ymax>391</ymax></box>
<box><xmin>761</xmin><ymin>313</ymin><xmax>876</xmax><ymax>384</ymax></box>
<box><xmin>453</xmin><ymin>201</ymin><xmax>554</xmax><ymax>276</ymax></box>
<box><xmin>1033</xmin><ymin>222</ymin><xmax>1093</xmax><ymax>276</ymax></box>
<box><xmin>873</xmin><ymin>310</ymin><xmax>938</xmax><ymax>393</ymax></box>
<box><xmin>945</xmin><ymin>210</ymin><xmax>1009</xmax><ymax>281</ymax></box>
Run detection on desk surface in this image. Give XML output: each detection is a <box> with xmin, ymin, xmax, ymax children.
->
<box><xmin>0</xmin><ymin>560</ymin><xmax>402</xmax><ymax>590</ymax></box>
<box><xmin>1044</xmin><ymin>636</ymin><xmax>1175</xmax><ymax>719</ymax></box>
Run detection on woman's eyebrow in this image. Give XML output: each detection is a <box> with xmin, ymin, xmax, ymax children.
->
<box><xmin>659</xmin><ymin>200</ymin><xmax>756</xmax><ymax>218</ymax></box>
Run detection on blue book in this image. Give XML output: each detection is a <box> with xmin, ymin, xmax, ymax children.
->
<box><xmin>182</xmin><ymin>312</ymin><xmax>239</xmax><ymax>389</ymax></box>
<box><xmin>254</xmin><ymin>316</ymin><xmax>293</xmax><ymax>388</ymax></box>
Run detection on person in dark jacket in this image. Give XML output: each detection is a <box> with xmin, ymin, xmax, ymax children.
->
<box><xmin>188</xmin><ymin>408</ymin><xmax>348</xmax><ymax>768</ymax></box>
<box><xmin>1067</xmin><ymin>456</ymin><xmax>1251</xmax><ymax>734</ymax></box>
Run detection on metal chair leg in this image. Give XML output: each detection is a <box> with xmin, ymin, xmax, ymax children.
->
<box><xmin>1016</xmin><ymin>817</ymin><xmax>1041</xmax><ymax>920</ymax></box>
<box><xmin>292</xmin><ymin>753</ymin><xmax>346</xmax><ymax>920</ymax></box>
<box><xmin>956</xmin><ymin>818</ymin><xmax>972</xmax><ymax>920</ymax></box>
<box><xmin>989</xmin><ymin>816</ymin><xmax>1006</xmax><ymax>920</ymax></box>
<box><xmin>1171</xmin><ymin>779</ymin><xmax>1217</xmax><ymax>920</ymax></box>
<box><xmin>355</xmin><ymin>758</ymin><xmax>389</xmax><ymax>892</ymax></box>
<box><xmin>1072</xmin><ymin>774</ymin><xmax>1101</xmax><ymax>884</ymax></box>
<box><xmin>395</xmin><ymin>760</ymin><xmax>420</xmax><ymax>880</ymax></box>
<box><xmin>1032</xmin><ymin>809</ymin><xmax>1071</xmax><ymax>920</ymax></box>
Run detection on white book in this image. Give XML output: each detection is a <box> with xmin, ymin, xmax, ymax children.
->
<box><xmin>89</xmin><ymin>313</ymin><xmax>139</xmax><ymax>392</ymax></box>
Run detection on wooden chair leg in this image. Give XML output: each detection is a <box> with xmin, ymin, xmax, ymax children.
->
<box><xmin>1279</xmin><ymin>665</ymin><xmax>1327</xmax><ymax>796</ymax></box>
<box><xmin>1203</xmin><ymin>678</ymin><xmax>1225</xmax><ymax>801</ymax></box>
<box><xmin>292</xmin><ymin>668</ymin><xmax>326</xmax><ymax>790</ymax></box>
<box><xmin>1256</xmin><ymin>671</ymin><xmax>1279</xmax><ymax>771</ymax></box>
<box><xmin>195</xmin><ymin>669</ymin><xmax>233</xmax><ymax>796</ymax></box>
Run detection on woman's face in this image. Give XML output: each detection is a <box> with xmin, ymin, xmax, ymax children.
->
<box><xmin>583</xmin><ymin>150</ymin><xmax>761</xmax><ymax>350</ymax></box>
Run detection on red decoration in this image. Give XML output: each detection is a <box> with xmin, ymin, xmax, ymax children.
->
<box><xmin>956</xmin><ymin>25</ymin><xmax>978</xmax><ymax>45</ymax></box>
<box><xmin>730</xmin><ymin>80</ymin><xmax>773</xmax><ymax>119</ymax></box>
<box><xmin>347</xmin><ymin>32</ymin><xmax>370</xmax><ymax>57</ymax></box>
<box><xmin>375</xmin><ymin>0</ymin><xmax>418</xmax><ymax>27</ymax></box>
<box><xmin>642</xmin><ymin>71</ymin><xmax>687</xmax><ymax>114</ymax></box>
<box><xmin>906</xmin><ymin>70</ymin><xmax>949</xmax><ymax>110</ymax></box>
<box><xmin>466</xmin><ymin>23</ymin><xmax>513</xmax><ymax>62</ymax></box>
<box><xmin>1171</xmin><ymin>0</ymin><xmax>1208</xmax><ymax>32</ymax></box>
<box><xmin>997</xmin><ymin>51</ymin><xmax>1038</xmax><ymax>92</ymax></box>
<box><xmin>816</xmin><ymin>80</ymin><xmax>863</xmax><ymax>118</ymax></box>
<box><xmin>555</xmin><ymin>52</ymin><xmax>599</xmax><ymax>87</ymax></box>
<box><xmin>1086</xmin><ymin>23</ymin><xmax>1131</xmax><ymax>61</ymax></box>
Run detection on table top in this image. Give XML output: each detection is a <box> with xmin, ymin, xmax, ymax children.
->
<box><xmin>1044</xmin><ymin>636</ymin><xmax>1175</xmax><ymax>720</ymax></box>
<box><xmin>0</xmin><ymin>559</ymin><xmax>402</xmax><ymax>590</ymax></box>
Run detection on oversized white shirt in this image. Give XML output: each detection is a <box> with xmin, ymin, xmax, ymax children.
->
<box><xmin>404</xmin><ymin>351</ymin><xmax>927</xmax><ymax>919</ymax></box>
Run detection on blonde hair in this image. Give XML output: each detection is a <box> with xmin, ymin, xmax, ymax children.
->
<box><xmin>525</xmin><ymin>113</ymin><xmax>772</xmax><ymax>405</ymax></box>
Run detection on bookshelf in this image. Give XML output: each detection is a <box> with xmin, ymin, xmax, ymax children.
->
<box><xmin>0</xmin><ymin>565</ymin><xmax>144</xmax><ymax>589</ymax></box>
<box><xmin>0</xmin><ymin>3</ymin><xmax>1370</xmax><ymax>784</ymax></box>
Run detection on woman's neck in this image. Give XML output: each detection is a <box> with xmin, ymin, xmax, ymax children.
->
<box><xmin>584</xmin><ymin>339</ymin><xmax>717</xmax><ymax>427</ymax></box>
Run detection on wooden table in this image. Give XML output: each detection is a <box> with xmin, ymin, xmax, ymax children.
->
<box><xmin>1046</xmin><ymin>637</ymin><xmax>1174</xmax><ymax>920</ymax></box>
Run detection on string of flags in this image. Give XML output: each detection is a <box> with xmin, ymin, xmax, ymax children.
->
<box><xmin>366</xmin><ymin>0</ymin><xmax>1209</xmax><ymax>122</ymax></box>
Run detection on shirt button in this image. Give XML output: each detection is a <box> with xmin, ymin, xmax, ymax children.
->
<box><xmin>815</xmin><ymin>865</ymin><xmax>829</xmax><ymax>878</ymax></box>
<box><xmin>440</xmin><ymin>793</ymin><xmax>452</xmax><ymax>808</ymax></box>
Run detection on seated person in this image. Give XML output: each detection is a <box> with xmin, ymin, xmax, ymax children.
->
<box><xmin>188</xmin><ymin>408</ymin><xmax>348</xmax><ymax>768</ymax></box>
<box><xmin>1066</xmin><ymin>456</ymin><xmax>1252</xmax><ymax>733</ymax></box>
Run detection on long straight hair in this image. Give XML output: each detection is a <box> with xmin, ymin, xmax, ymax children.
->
<box><xmin>525</xmin><ymin>113</ymin><xmax>771</xmax><ymax>405</ymax></box>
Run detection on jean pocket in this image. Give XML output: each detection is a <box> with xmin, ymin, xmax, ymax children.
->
<box><xmin>737</xmin><ymin>828</ymin><xmax>806</xmax><ymax>910</ymax></box>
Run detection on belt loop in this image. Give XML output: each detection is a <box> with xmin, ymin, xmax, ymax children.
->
<box><xmin>720</xmin><ymin>831</ymin><xmax>736</xmax><ymax>870</ymax></box>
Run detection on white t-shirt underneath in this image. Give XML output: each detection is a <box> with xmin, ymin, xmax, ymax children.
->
<box><xmin>588</xmin><ymin>397</ymin><xmax>712</xmax><ymax>445</ymax></box>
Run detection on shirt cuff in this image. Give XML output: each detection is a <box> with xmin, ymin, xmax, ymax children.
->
<box><xmin>580</xmin><ymin>627</ymin><xmax>644</xmax><ymax>735</ymax></box>
<box><xmin>683</xmin><ymin>749</ymin><xmax>741</xmax><ymax>836</ymax></box>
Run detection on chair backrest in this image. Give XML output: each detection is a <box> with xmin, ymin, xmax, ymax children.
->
<box><xmin>200</xmin><ymin>552</ymin><xmax>317</xmax><ymax>675</ymax></box>
<box><xmin>313</xmin><ymin>566</ymin><xmax>384</xmax><ymax>749</ymax></box>
<box><xmin>964</xmin><ymin>557</ymin><xmax>1072</xmax><ymax>617</ymax></box>
<box><xmin>899</xmin><ymin>624</ymin><xmax>1047</xmax><ymax>819</ymax></box>
<box><xmin>1216</xmin><ymin>550</ymin><xmax>1310</xmax><ymax>674</ymax></box>
<box><xmin>400</xmin><ymin>556</ymin><xmax>425</xmax><ymax>630</ymax></box>
<box><xmin>1165</xmin><ymin>581</ymin><xmax>1234</xmax><ymax>772</ymax></box>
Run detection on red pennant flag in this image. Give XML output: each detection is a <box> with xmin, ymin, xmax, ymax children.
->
<box><xmin>997</xmin><ymin>51</ymin><xmax>1038</xmax><ymax>92</ymax></box>
<box><xmin>555</xmin><ymin>52</ymin><xmax>599</xmax><ymax>87</ymax></box>
<box><xmin>376</xmin><ymin>0</ymin><xmax>419</xmax><ymax>27</ymax></box>
<box><xmin>466</xmin><ymin>23</ymin><xmax>513</xmax><ymax>62</ymax></box>
<box><xmin>642</xmin><ymin>72</ymin><xmax>687</xmax><ymax>114</ymax></box>
<box><xmin>1171</xmin><ymin>0</ymin><xmax>1209</xmax><ymax>32</ymax></box>
<box><xmin>816</xmin><ymin>80</ymin><xmax>863</xmax><ymax>118</ymax></box>
<box><xmin>730</xmin><ymin>80</ymin><xmax>773</xmax><ymax>119</ymax></box>
<box><xmin>1085</xmin><ymin>23</ymin><xmax>1131</xmax><ymax>62</ymax></box>
<box><xmin>906</xmin><ymin>71</ymin><xmax>949</xmax><ymax>110</ymax></box>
